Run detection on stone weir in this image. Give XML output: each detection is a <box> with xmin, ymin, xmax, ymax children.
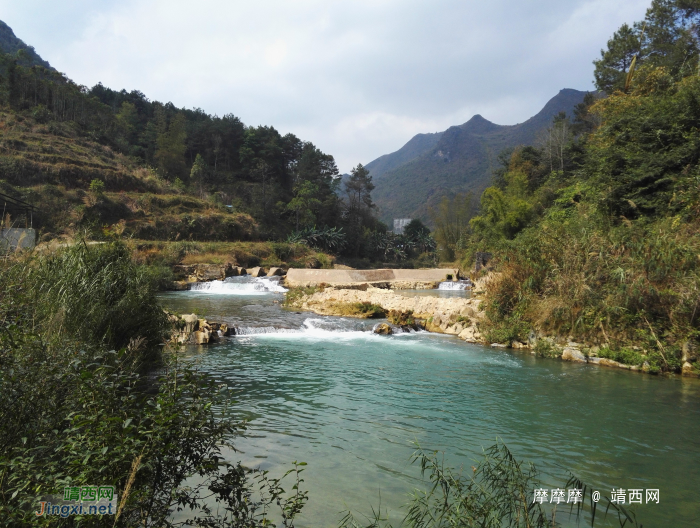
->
<box><xmin>286</xmin><ymin>285</ymin><xmax>485</xmax><ymax>344</ymax></box>
<box><xmin>285</xmin><ymin>268</ymin><xmax>460</xmax><ymax>289</ymax></box>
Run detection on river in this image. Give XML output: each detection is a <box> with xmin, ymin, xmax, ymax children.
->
<box><xmin>159</xmin><ymin>279</ymin><xmax>700</xmax><ymax>527</ymax></box>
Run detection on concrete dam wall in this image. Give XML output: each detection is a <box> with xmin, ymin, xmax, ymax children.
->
<box><xmin>285</xmin><ymin>268</ymin><xmax>460</xmax><ymax>289</ymax></box>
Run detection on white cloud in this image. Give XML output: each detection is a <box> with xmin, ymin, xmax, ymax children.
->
<box><xmin>0</xmin><ymin>0</ymin><xmax>651</xmax><ymax>171</ymax></box>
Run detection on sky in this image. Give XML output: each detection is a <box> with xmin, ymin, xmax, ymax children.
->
<box><xmin>1</xmin><ymin>0</ymin><xmax>650</xmax><ymax>172</ymax></box>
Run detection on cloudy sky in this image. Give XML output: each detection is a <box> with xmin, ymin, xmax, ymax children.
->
<box><xmin>1</xmin><ymin>0</ymin><xmax>649</xmax><ymax>171</ymax></box>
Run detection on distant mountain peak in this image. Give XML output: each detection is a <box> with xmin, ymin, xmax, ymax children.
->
<box><xmin>467</xmin><ymin>114</ymin><xmax>490</xmax><ymax>123</ymax></box>
<box><xmin>0</xmin><ymin>20</ymin><xmax>54</xmax><ymax>70</ymax></box>
<box><xmin>365</xmin><ymin>88</ymin><xmax>590</xmax><ymax>224</ymax></box>
<box><xmin>460</xmin><ymin>113</ymin><xmax>500</xmax><ymax>134</ymax></box>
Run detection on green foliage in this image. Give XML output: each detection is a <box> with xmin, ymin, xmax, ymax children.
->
<box><xmin>402</xmin><ymin>219</ymin><xmax>430</xmax><ymax>240</ymax></box>
<box><xmin>430</xmin><ymin>193</ymin><xmax>476</xmax><ymax>261</ymax></box>
<box><xmin>534</xmin><ymin>340</ymin><xmax>561</xmax><ymax>359</ymax></box>
<box><xmin>340</xmin><ymin>442</ymin><xmax>641</xmax><ymax>528</ymax></box>
<box><xmin>0</xmin><ymin>247</ymin><xmax>308</xmax><ymax>527</ymax></box>
<box><xmin>594</xmin><ymin>0</ymin><xmax>700</xmax><ymax>93</ymax></box>
<box><xmin>459</xmin><ymin>7</ymin><xmax>700</xmax><ymax>368</ymax></box>
<box><xmin>89</xmin><ymin>178</ymin><xmax>105</xmax><ymax>195</ymax></box>
<box><xmin>172</xmin><ymin>177</ymin><xmax>186</xmax><ymax>193</ymax></box>
<box><xmin>0</xmin><ymin>43</ymin><xmax>345</xmax><ymax>242</ymax></box>
<box><xmin>283</xmin><ymin>285</ymin><xmax>324</xmax><ymax>307</ymax></box>
<box><xmin>155</xmin><ymin>112</ymin><xmax>187</xmax><ymax>179</ymax></box>
<box><xmin>387</xmin><ymin>310</ymin><xmax>416</xmax><ymax>327</ymax></box>
<box><xmin>598</xmin><ymin>346</ymin><xmax>647</xmax><ymax>366</ymax></box>
<box><xmin>286</xmin><ymin>225</ymin><xmax>347</xmax><ymax>252</ymax></box>
<box><xmin>27</xmin><ymin>240</ymin><xmax>169</xmax><ymax>352</ymax></box>
<box><xmin>349</xmin><ymin>302</ymin><xmax>386</xmax><ymax>318</ymax></box>
<box><xmin>587</xmin><ymin>71</ymin><xmax>700</xmax><ymax>219</ymax></box>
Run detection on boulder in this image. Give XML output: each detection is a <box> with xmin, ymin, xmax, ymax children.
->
<box><xmin>170</xmin><ymin>281</ymin><xmax>190</xmax><ymax>291</ymax></box>
<box><xmin>172</xmin><ymin>264</ymin><xmax>196</xmax><ymax>280</ymax></box>
<box><xmin>195</xmin><ymin>264</ymin><xmax>225</xmax><ymax>281</ymax></box>
<box><xmin>424</xmin><ymin>314</ymin><xmax>445</xmax><ymax>333</ymax></box>
<box><xmin>194</xmin><ymin>329</ymin><xmax>210</xmax><ymax>345</ymax></box>
<box><xmin>247</xmin><ymin>266</ymin><xmax>267</xmax><ymax>277</ymax></box>
<box><xmin>444</xmin><ymin>323</ymin><xmax>461</xmax><ymax>335</ymax></box>
<box><xmin>225</xmin><ymin>263</ymin><xmax>240</xmax><ymax>277</ymax></box>
<box><xmin>180</xmin><ymin>315</ymin><xmax>195</xmax><ymax>331</ymax></box>
<box><xmin>305</xmin><ymin>258</ymin><xmax>321</xmax><ymax>269</ymax></box>
<box><xmin>459</xmin><ymin>306</ymin><xmax>475</xmax><ymax>318</ymax></box>
<box><xmin>682</xmin><ymin>342</ymin><xmax>697</xmax><ymax>363</ymax></box>
<box><xmin>598</xmin><ymin>358</ymin><xmax>626</xmax><ymax>369</ymax></box>
<box><xmin>267</xmin><ymin>267</ymin><xmax>285</xmax><ymax>276</ymax></box>
<box><xmin>220</xmin><ymin>323</ymin><xmax>235</xmax><ymax>336</ymax></box>
<box><xmin>373</xmin><ymin>323</ymin><xmax>392</xmax><ymax>335</ymax></box>
<box><xmin>458</xmin><ymin>326</ymin><xmax>481</xmax><ymax>343</ymax></box>
<box><xmin>511</xmin><ymin>341</ymin><xmax>528</xmax><ymax>349</ymax></box>
<box><xmin>682</xmin><ymin>361</ymin><xmax>698</xmax><ymax>377</ymax></box>
<box><xmin>562</xmin><ymin>347</ymin><xmax>587</xmax><ymax>363</ymax></box>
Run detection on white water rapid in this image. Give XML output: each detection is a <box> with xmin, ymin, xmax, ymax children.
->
<box><xmin>190</xmin><ymin>276</ymin><xmax>288</xmax><ymax>295</ymax></box>
<box><xmin>438</xmin><ymin>280</ymin><xmax>472</xmax><ymax>290</ymax></box>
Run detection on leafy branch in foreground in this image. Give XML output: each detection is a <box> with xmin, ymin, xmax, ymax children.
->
<box><xmin>340</xmin><ymin>442</ymin><xmax>642</xmax><ymax>528</ymax></box>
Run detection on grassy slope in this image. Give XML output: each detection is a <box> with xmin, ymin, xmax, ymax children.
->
<box><xmin>0</xmin><ymin>109</ymin><xmax>258</xmax><ymax>243</ymax></box>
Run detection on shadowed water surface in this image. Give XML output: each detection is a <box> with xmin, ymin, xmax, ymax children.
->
<box><xmin>160</xmin><ymin>289</ymin><xmax>700</xmax><ymax>527</ymax></box>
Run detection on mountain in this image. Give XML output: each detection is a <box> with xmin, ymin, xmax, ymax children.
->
<box><xmin>0</xmin><ymin>20</ymin><xmax>54</xmax><ymax>70</ymax></box>
<box><xmin>365</xmin><ymin>132</ymin><xmax>443</xmax><ymax>179</ymax></box>
<box><xmin>367</xmin><ymin>89</ymin><xmax>589</xmax><ymax>224</ymax></box>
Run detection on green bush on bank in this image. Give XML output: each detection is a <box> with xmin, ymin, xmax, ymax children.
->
<box><xmin>455</xmin><ymin>70</ymin><xmax>700</xmax><ymax>371</ymax></box>
<box><xmin>29</xmin><ymin>240</ymin><xmax>170</xmax><ymax>352</ymax></box>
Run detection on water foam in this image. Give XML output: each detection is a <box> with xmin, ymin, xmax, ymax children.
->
<box><xmin>438</xmin><ymin>280</ymin><xmax>472</xmax><ymax>290</ymax></box>
<box><xmin>190</xmin><ymin>276</ymin><xmax>288</xmax><ymax>295</ymax></box>
<box><xmin>234</xmin><ymin>318</ymin><xmax>372</xmax><ymax>339</ymax></box>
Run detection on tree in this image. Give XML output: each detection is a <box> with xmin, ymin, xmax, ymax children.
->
<box><xmin>190</xmin><ymin>153</ymin><xmax>207</xmax><ymax>198</ymax></box>
<box><xmin>403</xmin><ymin>218</ymin><xmax>430</xmax><ymax>240</ymax></box>
<box><xmin>115</xmin><ymin>101</ymin><xmax>138</xmax><ymax>143</ymax></box>
<box><xmin>539</xmin><ymin>112</ymin><xmax>571</xmax><ymax>173</ymax></box>
<box><xmin>286</xmin><ymin>180</ymin><xmax>322</xmax><ymax>230</ymax></box>
<box><xmin>155</xmin><ymin>113</ymin><xmax>187</xmax><ymax>179</ymax></box>
<box><xmin>594</xmin><ymin>23</ymin><xmax>641</xmax><ymax>93</ymax></box>
<box><xmin>430</xmin><ymin>193</ymin><xmax>476</xmax><ymax>261</ymax></box>
<box><xmin>293</xmin><ymin>142</ymin><xmax>341</xmax><ymax>227</ymax></box>
<box><xmin>343</xmin><ymin>164</ymin><xmax>377</xmax><ymax>256</ymax></box>
<box><xmin>344</xmin><ymin>164</ymin><xmax>375</xmax><ymax>216</ymax></box>
<box><xmin>594</xmin><ymin>0</ymin><xmax>700</xmax><ymax>93</ymax></box>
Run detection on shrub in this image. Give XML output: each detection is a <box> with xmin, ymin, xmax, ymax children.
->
<box><xmin>89</xmin><ymin>178</ymin><xmax>105</xmax><ymax>194</ymax></box>
<box><xmin>29</xmin><ymin>240</ymin><xmax>169</xmax><ymax>353</ymax></box>
<box><xmin>387</xmin><ymin>310</ymin><xmax>416</xmax><ymax>326</ymax></box>
<box><xmin>534</xmin><ymin>339</ymin><xmax>561</xmax><ymax>358</ymax></box>
<box><xmin>349</xmin><ymin>302</ymin><xmax>386</xmax><ymax>318</ymax></box>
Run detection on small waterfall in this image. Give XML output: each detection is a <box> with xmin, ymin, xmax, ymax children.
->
<box><xmin>233</xmin><ymin>318</ymin><xmax>372</xmax><ymax>337</ymax></box>
<box><xmin>438</xmin><ymin>280</ymin><xmax>472</xmax><ymax>291</ymax></box>
<box><xmin>190</xmin><ymin>276</ymin><xmax>288</xmax><ymax>294</ymax></box>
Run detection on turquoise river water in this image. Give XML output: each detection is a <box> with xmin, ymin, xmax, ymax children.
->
<box><xmin>159</xmin><ymin>281</ymin><xmax>700</xmax><ymax>527</ymax></box>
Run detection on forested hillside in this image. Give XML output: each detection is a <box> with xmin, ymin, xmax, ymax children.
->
<box><xmin>0</xmin><ymin>21</ymin><xmax>405</xmax><ymax>262</ymax></box>
<box><xmin>367</xmin><ymin>88</ymin><xmax>589</xmax><ymax>224</ymax></box>
<box><xmin>445</xmin><ymin>0</ymin><xmax>700</xmax><ymax>375</ymax></box>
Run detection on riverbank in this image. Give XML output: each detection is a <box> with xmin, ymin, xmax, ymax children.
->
<box><xmin>283</xmin><ymin>277</ymin><xmax>700</xmax><ymax>378</ymax></box>
<box><xmin>163</xmin><ymin>263</ymin><xmax>699</xmax><ymax>378</ymax></box>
